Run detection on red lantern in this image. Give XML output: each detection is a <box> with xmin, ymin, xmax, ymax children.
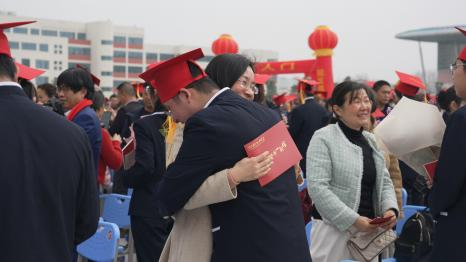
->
<box><xmin>308</xmin><ymin>26</ymin><xmax>338</xmax><ymax>52</ymax></box>
<box><xmin>211</xmin><ymin>34</ymin><xmax>239</xmax><ymax>55</ymax></box>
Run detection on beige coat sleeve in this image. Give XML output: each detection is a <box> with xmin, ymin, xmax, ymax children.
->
<box><xmin>184</xmin><ymin>169</ymin><xmax>237</xmax><ymax>210</ymax></box>
<box><xmin>385</xmin><ymin>153</ymin><xmax>404</xmax><ymax>218</ymax></box>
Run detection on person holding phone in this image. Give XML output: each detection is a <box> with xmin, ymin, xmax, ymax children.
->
<box><xmin>307</xmin><ymin>81</ymin><xmax>398</xmax><ymax>262</ymax></box>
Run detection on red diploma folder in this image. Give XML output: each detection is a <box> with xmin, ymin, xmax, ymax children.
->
<box><xmin>244</xmin><ymin>121</ymin><xmax>302</xmax><ymax>187</ymax></box>
<box><xmin>423</xmin><ymin>160</ymin><xmax>438</xmax><ymax>183</ymax></box>
<box><xmin>122</xmin><ymin>139</ymin><xmax>136</xmax><ymax>170</ymax></box>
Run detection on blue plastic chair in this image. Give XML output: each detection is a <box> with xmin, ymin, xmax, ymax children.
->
<box><xmin>100</xmin><ymin>194</ymin><xmax>131</xmax><ymax>228</ymax></box>
<box><xmin>298</xmin><ymin>178</ymin><xmax>307</xmax><ymax>192</ymax></box>
<box><xmin>100</xmin><ymin>194</ymin><xmax>134</xmax><ymax>262</ymax></box>
<box><xmin>401</xmin><ymin>188</ymin><xmax>407</xmax><ymax>207</ymax></box>
<box><xmin>396</xmin><ymin>205</ymin><xmax>427</xmax><ymax>235</ymax></box>
<box><xmin>77</xmin><ymin>220</ymin><xmax>120</xmax><ymax>262</ymax></box>
<box><xmin>305</xmin><ymin>221</ymin><xmax>313</xmax><ymax>246</ymax></box>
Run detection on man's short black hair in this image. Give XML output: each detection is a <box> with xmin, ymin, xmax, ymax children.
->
<box><xmin>116</xmin><ymin>82</ymin><xmax>136</xmax><ymax>97</ymax></box>
<box><xmin>56</xmin><ymin>68</ymin><xmax>95</xmax><ymax>99</ymax></box>
<box><xmin>0</xmin><ymin>54</ymin><xmax>17</xmax><ymax>81</ymax></box>
<box><xmin>373</xmin><ymin>80</ymin><xmax>391</xmax><ymax>92</ymax></box>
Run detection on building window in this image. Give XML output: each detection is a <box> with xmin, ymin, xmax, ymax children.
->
<box><xmin>160</xmin><ymin>53</ymin><xmax>175</xmax><ymax>60</ymax></box>
<box><xmin>13</xmin><ymin>27</ymin><xmax>28</xmax><ymax>34</ymax></box>
<box><xmin>41</xmin><ymin>29</ymin><xmax>58</xmax><ymax>37</ymax></box>
<box><xmin>21</xmin><ymin>59</ymin><xmax>30</xmax><ymax>67</ymax></box>
<box><xmin>114</xmin><ymin>36</ymin><xmax>126</xmax><ymax>45</ymax></box>
<box><xmin>101</xmin><ymin>87</ymin><xmax>112</xmax><ymax>92</ymax></box>
<box><xmin>35</xmin><ymin>60</ymin><xmax>50</xmax><ymax>69</ymax></box>
<box><xmin>77</xmin><ymin>33</ymin><xmax>86</xmax><ymax>40</ymax></box>
<box><xmin>146</xmin><ymin>53</ymin><xmax>157</xmax><ymax>61</ymax></box>
<box><xmin>60</xmin><ymin>31</ymin><xmax>75</xmax><ymax>39</ymax></box>
<box><xmin>39</xmin><ymin>44</ymin><xmax>49</xmax><ymax>52</ymax></box>
<box><xmin>128</xmin><ymin>37</ymin><xmax>143</xmax><ymax>47</ymax></box>
<box><xmin>113</xmin><ymin>66</ymin><xmax>126</xmax><ymax>73</ymax></box>
<box><xmin>128</xmin><ymin>52</ymin><xmax>142</xmax><ymax>59</ymax></box>
<box><xmin>9</xmin><ymin>41</ymin><xmax>19</xmax><ymax>49</ymax></box>
<box><xmin>101</xmin><ymin>71</ymin><xmax>112</xmax><ymax>76</ymax></box>
<box><xmin>69</xmin><ymin>47</ymin><xmax>91</xmax><ymax>56</ymax></box>
<box><xmin>113</xmin><ymin>51</ymin><xmax>126</xmax><ymax>58</ymax></box>
<box><xmin>21</xmin><ymin>42</ymin><xmax>37</xmax><ymax>50</ymax></box>
<box><xmin>128</xmin><ymin>66</ymin><xmax>143</xmax><ymax>74</ymax></box>
<box><xmin>36</xmin><ymin>76</ymin><xmax>49</xmax><ymax>85</ymax></box>
<box><xmin>101</xmin><ymin>40</ymin><xmax>113</xmax><ymax>45</ymax></box>
<box><xmin>101</xmin><ymin>55</ymin><xmax>113</xmax><ymax>61</ymax></box>
<box><xmin>31</xmin><ymin>28</ymin><xmax>39</xmax><ymax>35</ymax></box>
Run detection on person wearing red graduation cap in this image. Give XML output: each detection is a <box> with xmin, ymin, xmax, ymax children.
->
<box><xmin>394</xmin><ymin>71</ymin><xmax>426</xmax><ymax>100</ymax></box>
<box><xmin>392</xmin><ymin>71</ymin><xmax>430</xmax><ymax>206</ymax></box>
<box><xmin>429</xmin><ymin>28</ymin><xmax>466</xmax><ymax>262</ymax></box>
<box><xmin>253</xmin><ymin>73</ymin><xmax>271</xmax><ymax>104</ymax></box>
<box><xmin>288</xmin><ymin>78</ymin><xmax>330</xmax><ymax>178</ymax></box>
<box><xmin>0</xmin><ymin>21</ymin><xmax>99</xmax><ymax>262</ymax></box>
<box><xmin>139</xmin><ymin>48</ymin><xmax>311</xmax><ymax>262</ymax></box>
<box><xmin>57</xmin><ymin>67</ymin><xmax>102</xmax><ymax>171</ymax></box>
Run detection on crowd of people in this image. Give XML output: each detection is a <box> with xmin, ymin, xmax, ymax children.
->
<box><xmin>2</xmin><ymin>20</ymin><xmax>466</xmax><ymax>262</ymax></box>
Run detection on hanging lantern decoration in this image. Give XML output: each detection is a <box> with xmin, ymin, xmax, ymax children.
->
<box><xmin>211</xmin><ymin>34</ymin><xmax>239</xmax><ymax>55</ymax></box>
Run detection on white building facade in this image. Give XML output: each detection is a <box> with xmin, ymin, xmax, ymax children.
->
<box><xmin>1</xmin><ymin>11</ymin><xmax>279</xmax><ymax>96</ymax></box>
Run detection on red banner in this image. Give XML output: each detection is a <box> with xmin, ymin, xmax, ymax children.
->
<box><xmin>255</xmin><ymin>60</ymin><xmax>316</xmax><ymax>75</ymax></box>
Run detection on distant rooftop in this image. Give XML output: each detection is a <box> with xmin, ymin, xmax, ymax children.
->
<box><xmin>396</xmin><ymin>25</ymin><xmax>466</xmax><ymax>42</ymax></box>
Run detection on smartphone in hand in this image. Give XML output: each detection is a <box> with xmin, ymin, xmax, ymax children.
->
<box><xmin>369</xmin><ymin>215</ymin><xmax>395</xmax><ymax>225</ymax></box>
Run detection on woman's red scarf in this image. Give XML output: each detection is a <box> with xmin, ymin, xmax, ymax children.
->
<box><xmin>67</xmin><ymin>99</ymin><xmax>93</xmax><ymax>121</ymax></box>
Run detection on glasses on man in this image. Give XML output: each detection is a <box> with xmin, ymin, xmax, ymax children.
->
<box><xmin>450</xmin><ymin>63</ymin><xmax>466</xmax><ymax>74</ymax></box>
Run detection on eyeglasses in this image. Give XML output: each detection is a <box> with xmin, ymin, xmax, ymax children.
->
<box><xmin>450</xmin><ymin>63</ymin><xmax>466</xmax><ymax>74</ymax></box>
<box><xmin>236</xmin><ymin>78</ymin><xmax>258</xmax><ymax>94</ymax></box>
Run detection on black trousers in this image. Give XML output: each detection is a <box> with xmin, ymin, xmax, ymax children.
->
<box><xmin>130</xmin><ymin>215</ymin><xmax>173</xmax><ymax>262</ymax></box>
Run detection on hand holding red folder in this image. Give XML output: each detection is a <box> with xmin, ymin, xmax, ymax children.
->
<box><xmin>244</xmin><ymin>121</ymin><xmax>302</xmax><ymax>187</ymax></box>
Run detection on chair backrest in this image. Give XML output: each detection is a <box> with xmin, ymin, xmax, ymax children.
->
<box><xmin>401</xmin><ymin>188</ymin><xmax>407</xmax><ymax>207</ymax></box>
<box><xmin>305</xmin><ymin>221</ymin><xmax>312</xmax><ymax>246</ymax></box>
<box><xmin>396</xmin><ymin>205</ymin><xmax>427</xmax><ymax>235</ymax></box>
<box><xmin>77</xmin><ymin>221</ymin><xmax>120</xmax><ymax>262</ymax></box>
<box><xmin>101</xmin><ymin>194</ymin><xmax>131</xmax><ymax>228</ymax></box>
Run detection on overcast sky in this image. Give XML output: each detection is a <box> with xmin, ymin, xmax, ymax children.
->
<box><xmin>2</xmin><ymin>0</ymin><xmax>465</xmax><ymax>84</ymax></box>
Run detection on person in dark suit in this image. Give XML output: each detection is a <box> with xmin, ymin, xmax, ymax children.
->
<box><xmin>288</xmin><ymin>79</ymin><xmax>330</xmax><ymax>177</ymax></box>
<box><xmin>57</xmin><ymin>68</ymin><xmax>102</xmax><ymax>171</ymax></box>
<box><xmin>0</xmin><ymin>32</ymin><xmax>99</xmax><ymax>261</ymax></box>
<box><xmin>109</xmin><ymin>81</ymin><xmax>144</xmax><ymax>139</ymax></box>
<box><xmin>110</xmin><ymin>81</ymin><xmax>144</xmax><ymax>193</ymax></box>
<box><xmin>122</xmin><ymin>85</ymin><xmax>172</xmax><ymax>262</ymax></box>
<box><xmin>429</xmin><ymin>45</ymin><xmax>466</xmax><ymax>261</ymax></box>
<box><xmin>139</xmin><ymin>49</ymin><xmax>311</xmax><ymax>262</ymax></box>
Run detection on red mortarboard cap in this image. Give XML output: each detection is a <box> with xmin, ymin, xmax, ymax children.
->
<box><xmin>76</xmin><ymin>64</ymin><xmax>100</xmax><ymax>86</ymax></box>
<box><xmin>297</xmin><ymin>79</ymin><xmax>319</xmax><ymax>92</ymax></box>
<box><xmin>0</xmin><ymin>21</ymin><xmax>36</xmax><ymax>57</ymax></box>
<box><xmin>395</xmin><ymin>71</ymin><xmax>426</xmax><ymax>97</ymax></box>
<box><xmin>15</xmin><ymin>62</ymin><xmax>45</xmax><ymax>80</ymax></box>
<box><xmin>255</xmin><ymin>74</ymin><xmax>272</xmax><ymax>85</ymax></box>
<box><xmin>455</xmin><ymin>26</ymin><xmax>466</xmax><ymax>36</ymax></box>
<box><xmin>366</xmin><ymin>81</ymin><xmax>375</xmax><ymax>88</ymax></box>
<box><xmin>273</xmin><ymin>93</ymin><xmax>296</xmax><ymax>106</ymax></box>
<box><xmin>458</xmin><ymin>46</ymin><xmax>466</xmax><ymax>61</ymax></box>
<box><xmin>139</xmin><ymin>48</ymin><xmax>207</xmax><ymax>103</ymax></box>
